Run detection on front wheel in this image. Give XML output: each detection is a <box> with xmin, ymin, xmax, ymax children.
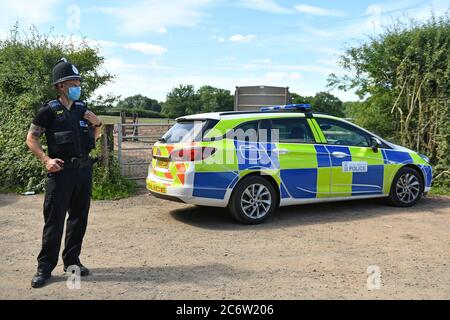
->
<box><xmin>228</xmin><ymin>176</ymin><xmax>277</xmax><ymax>224</ymax></box>
<box><xmin>387</xmin><ymin>167</ymin><xmax>423</xmax><ymax>207</ymax></box>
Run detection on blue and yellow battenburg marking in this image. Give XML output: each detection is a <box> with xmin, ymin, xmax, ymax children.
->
<box><xmin>186</xmin><ymin>142</ymin><xmax>432</xmax><ymax>201</ymax></box>
<box><xmin>148</xmin><ymin>140</ymin><xmax>432</xmax><ymax>201</ymax></box>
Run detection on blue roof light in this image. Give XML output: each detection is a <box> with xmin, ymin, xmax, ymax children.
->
<box><xmin>260</xmin><ymin>104</ymin><xmax>312</xmax><ymax>112</ymax></box>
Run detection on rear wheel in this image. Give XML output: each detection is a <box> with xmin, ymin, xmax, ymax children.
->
<box><xmin>388</xmin><ymin>167</ymin><xmax>423</xmax><ymax>207</ymax></box>
<box><xmin>228</xmin><ymin>176</ymin><xmax>277</xmax><ymax>224</ymax></box>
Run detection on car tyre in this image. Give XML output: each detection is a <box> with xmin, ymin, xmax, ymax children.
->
<box><xmin>228</xmin><ymin>175</ymin><xmax>277</xmax><ymax>224</ymax></box>
<box><xmin>387</xmin><ymin>167</ymin><xmax>423</xmax><ymax>207</ymax></box>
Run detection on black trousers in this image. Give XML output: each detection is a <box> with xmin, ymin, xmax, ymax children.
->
<box><xmin>37</xmin><ymin>165</ymin><xmax>93</xmax><ymax>273</ymax></box>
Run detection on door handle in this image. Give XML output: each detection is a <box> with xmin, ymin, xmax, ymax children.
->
<box><xmin>331</xmin><ymin>151</ymin><xmax>349</xmax><ymax>158</ymax></box>
<box><xmin>274</xmin><ymin>148</ymin><xmax>289</xmax><ymax>155</ymax></box>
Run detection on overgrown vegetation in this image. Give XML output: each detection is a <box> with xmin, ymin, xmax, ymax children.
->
<box><xmin>90</xmin><ymin>145</ymin><xmax>137</xmax><ymax>200</ymax></box>
<box><xmin>0</xmin><ymin>25</ymin><xmax>135</xmax><ymax>199</ymax></box>
<box><xmin>329</xmin><ymin>13</ymin><xmax>450</xmax><ymax>194</ymax></box>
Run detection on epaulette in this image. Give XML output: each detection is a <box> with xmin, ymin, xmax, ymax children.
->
<box><xmin>74</xmin><ymin>100</ymin><xmax>87</xmax><ymax>111</ymax></box>
<box><xmin>47</xmin><ymin>99</ymin><xmax>65</xmax><ymax>116</ymax></box>
<box><xmin>47</xmin><ymin>99</ymin><xmax>62</xmax><ymax>110</ymax></box>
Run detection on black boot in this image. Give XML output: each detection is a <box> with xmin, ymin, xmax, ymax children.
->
<box><xmin>64</xmin><ymin>263</ymin><xmax>90</xmax><ymax>276</ymax></box>
<box><xmin>31</xmin><ymin>272</ymin><xmax>51</xmax><ymax>288</ymax></box>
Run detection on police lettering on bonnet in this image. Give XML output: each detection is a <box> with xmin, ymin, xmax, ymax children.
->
<box><xmin>26</xmin><ymin>58</ymin><xmax>103</xmax><ymax>288</ymax></box>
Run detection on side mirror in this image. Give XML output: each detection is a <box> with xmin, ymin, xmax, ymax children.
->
<box><xmin>370</xmin><ymin>137</ymin><xmax>381</xmax><ymax>152</ymax></box>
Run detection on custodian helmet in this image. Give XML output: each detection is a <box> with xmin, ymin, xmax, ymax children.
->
<box><xmin>52</xmin><ymin>58</ymin><xmax>83</xmax><ymax>85</ymax></box>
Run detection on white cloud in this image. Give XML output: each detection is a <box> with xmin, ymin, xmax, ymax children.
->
<box><xmin>93</xmin><ymin>0</ymin><xmax>213</xmax><ymax>35</ymax></box>
<box><xmin>123</xmin><ymin>42</ymin><xmax>168</xmax><ymax>56</ymax></box>
<box><xmin>0</xmin><ymin>0</ymin><xmax>60</xmax><ymax>34</ymax></box>
<box><xmin>295</xmin><ymin>4</ymin><xmax>345</xmax><ymax>16</ymax></box>
<box><xmin>229</xmin><ymin>34</ymin><xmax>256</xmax><ymax>42</ymax></box>
<box><xmin>235</xmin><ymin>0</ymin><xmax>292</xmax><ymax>14</ymax></box>
<box><xmin>60</xmin><ymin>36</ymin><xmax>168</xmax><ymax>57</ymax></box>
<box><xmin>103</xmin><ymin>57</ymin><xmax>176</xmax><ymax>73</ymax></box>
<box><xmin>0</xmin><ymin>0</ymin><xmax>60</xmax><ymax>24</ymax></box>
<box><xmin>158</xmin><ymin>27</ymin><xmax>168</xmax><ymax>34</ymax></box>
<box><xmin>218</xmin><ymin>34</ymin><xmax>256</xmax><ymax>43</ymax></box>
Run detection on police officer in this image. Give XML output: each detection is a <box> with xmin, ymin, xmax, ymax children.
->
<box><xmin>26</xmin><ymin>58</ymin><xmax>102</xmax><ymax>288</ymax></box>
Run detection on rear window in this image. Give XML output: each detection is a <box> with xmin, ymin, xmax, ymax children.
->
<box><xmin>160</xmin><ymin>119</ymin><xmax>218</xmax><ymax>143</ymax></box>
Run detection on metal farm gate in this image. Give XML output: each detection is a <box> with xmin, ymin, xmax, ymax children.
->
<box><xmin>116</xmin><ymin>122</ymin><xmax>173</xmax><ymax>181</ymax></box>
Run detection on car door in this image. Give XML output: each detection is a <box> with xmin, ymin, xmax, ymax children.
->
<box><xmin>315</xmin><ymin>118</ymin><xmax>385</xmax><ymax>197</ymax></box>
<box><xmin>267</xmin><ymin>117</ymin><xmax>331</xmax><ymax>199</ymax></box>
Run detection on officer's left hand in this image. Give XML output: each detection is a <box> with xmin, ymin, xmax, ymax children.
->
<box><xmin>84</xmin><ymin>111</ymin><xmax>101</xmax><ymax>127</ymax></box>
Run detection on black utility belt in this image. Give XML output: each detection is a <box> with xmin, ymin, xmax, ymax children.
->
<box><xmin>61</xmin><ymin>157</ymin><xmax>94</xmax><ymax>169</ymax></box>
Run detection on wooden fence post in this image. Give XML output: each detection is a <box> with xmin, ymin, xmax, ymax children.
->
<box><xmin>101</xmin><ymin>124</ymin><xmax>114</xmax><ymax>170</ymax></box>
<box><xmin>120</xmin><ymin>111</ymin><xmax>126</xmax><ymax>138</ymax></box>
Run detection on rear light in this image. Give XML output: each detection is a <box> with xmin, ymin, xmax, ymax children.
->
<box><xmin>170</xmin><ymin>147</ymin><xmax>216</xmax><ymax>162</ymax></box>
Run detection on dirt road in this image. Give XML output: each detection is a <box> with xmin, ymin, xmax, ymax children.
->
<box><xmin>0</xmin><ymin>192</ymin><xmax>449</xmax><ymax>299</ymax></box>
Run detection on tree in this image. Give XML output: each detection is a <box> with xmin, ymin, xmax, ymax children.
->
<box><xmin>116</xmin><ymin>94</ymin><xmax>162</xmax><ymax>113</ymax></box>
<box><xmin>328</xmin><ymin>13</ymin><xmax>450</xmax><ymax>186</ymax></box>
<box><xmin>162</xmin><ymin>84</ymin><xmax>200</xmax><ymax>118</ymax></box>
<box><xmin>291</xmin><ymin>93</ymin><xmax>313</xmax><ymax>105</ymax></box>
<box><xmin>291</xmin><ymin>92</ymin><xmax>344</xmax><ymax>117</ymax></box>
<box><xmin>0</xmin><ymin>25</ymin><xmax>113</xmax><ymax>192</ymax></box>
<box><xmin>197</xmin><ymin>85</ymin><xmax>234</xmax><ymax>113</ymax></box>
<box><xmin>88</xmin><ymin>94</ymin><xmax>120</xmax><ymax>114</ymax></box>
<box><xmin>312</xmin><ymin>92</ymin><xmax>345</xmax><ymax>117</ymax></box>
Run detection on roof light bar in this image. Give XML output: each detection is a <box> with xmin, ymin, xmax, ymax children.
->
<box><xmin>260</xmin><ymin>104</ymin><xmax>312</xmax><ymax>112</ymax></box>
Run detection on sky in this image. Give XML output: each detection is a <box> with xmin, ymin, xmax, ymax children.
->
<box><xmin>0</xmin><ymin>0</ymin><xmax>448</xmax><ymax>102</ymax></box>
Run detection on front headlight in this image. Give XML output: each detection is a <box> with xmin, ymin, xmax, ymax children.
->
<box><xmin>419</xmin><ymin>154</ymin><xmax>430</xmax><ymax>163</ymax></box>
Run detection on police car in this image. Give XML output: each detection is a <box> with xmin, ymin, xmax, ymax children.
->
<box><xmin>147</xmin><ymin>104</ymin><xmax>432</xmax><ymax>224</ymax></box>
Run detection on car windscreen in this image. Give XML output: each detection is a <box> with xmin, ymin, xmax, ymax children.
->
<box><xmin>160</xmin><ymin>119</ymin><xmax>218</xmax><ymax>143</ymax></box>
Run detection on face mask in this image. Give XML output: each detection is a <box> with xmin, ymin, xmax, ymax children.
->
<box><xmin>67</xmin><ymin>86</ymin><xmax>81</xmax><ymax>101</ymax></box>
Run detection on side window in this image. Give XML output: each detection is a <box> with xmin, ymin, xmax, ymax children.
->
<box><xmin>231</xmin><ymin>120</ymin><xmax>259</xmax><ymax>142</ymax></box>
<box><xmin>270</xmin><ymin>118</ymin><xmax>316</xmax><ymax>144</ymax></box>
<box><xmin>316</xmin><ymin>118</ymin><xmax>371</xmax><ymax>147</ymax></box>
<box><xmin>235</xmin><ymin>120</ymin><xmax>259</xmax><ymax>132</ymax></box>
